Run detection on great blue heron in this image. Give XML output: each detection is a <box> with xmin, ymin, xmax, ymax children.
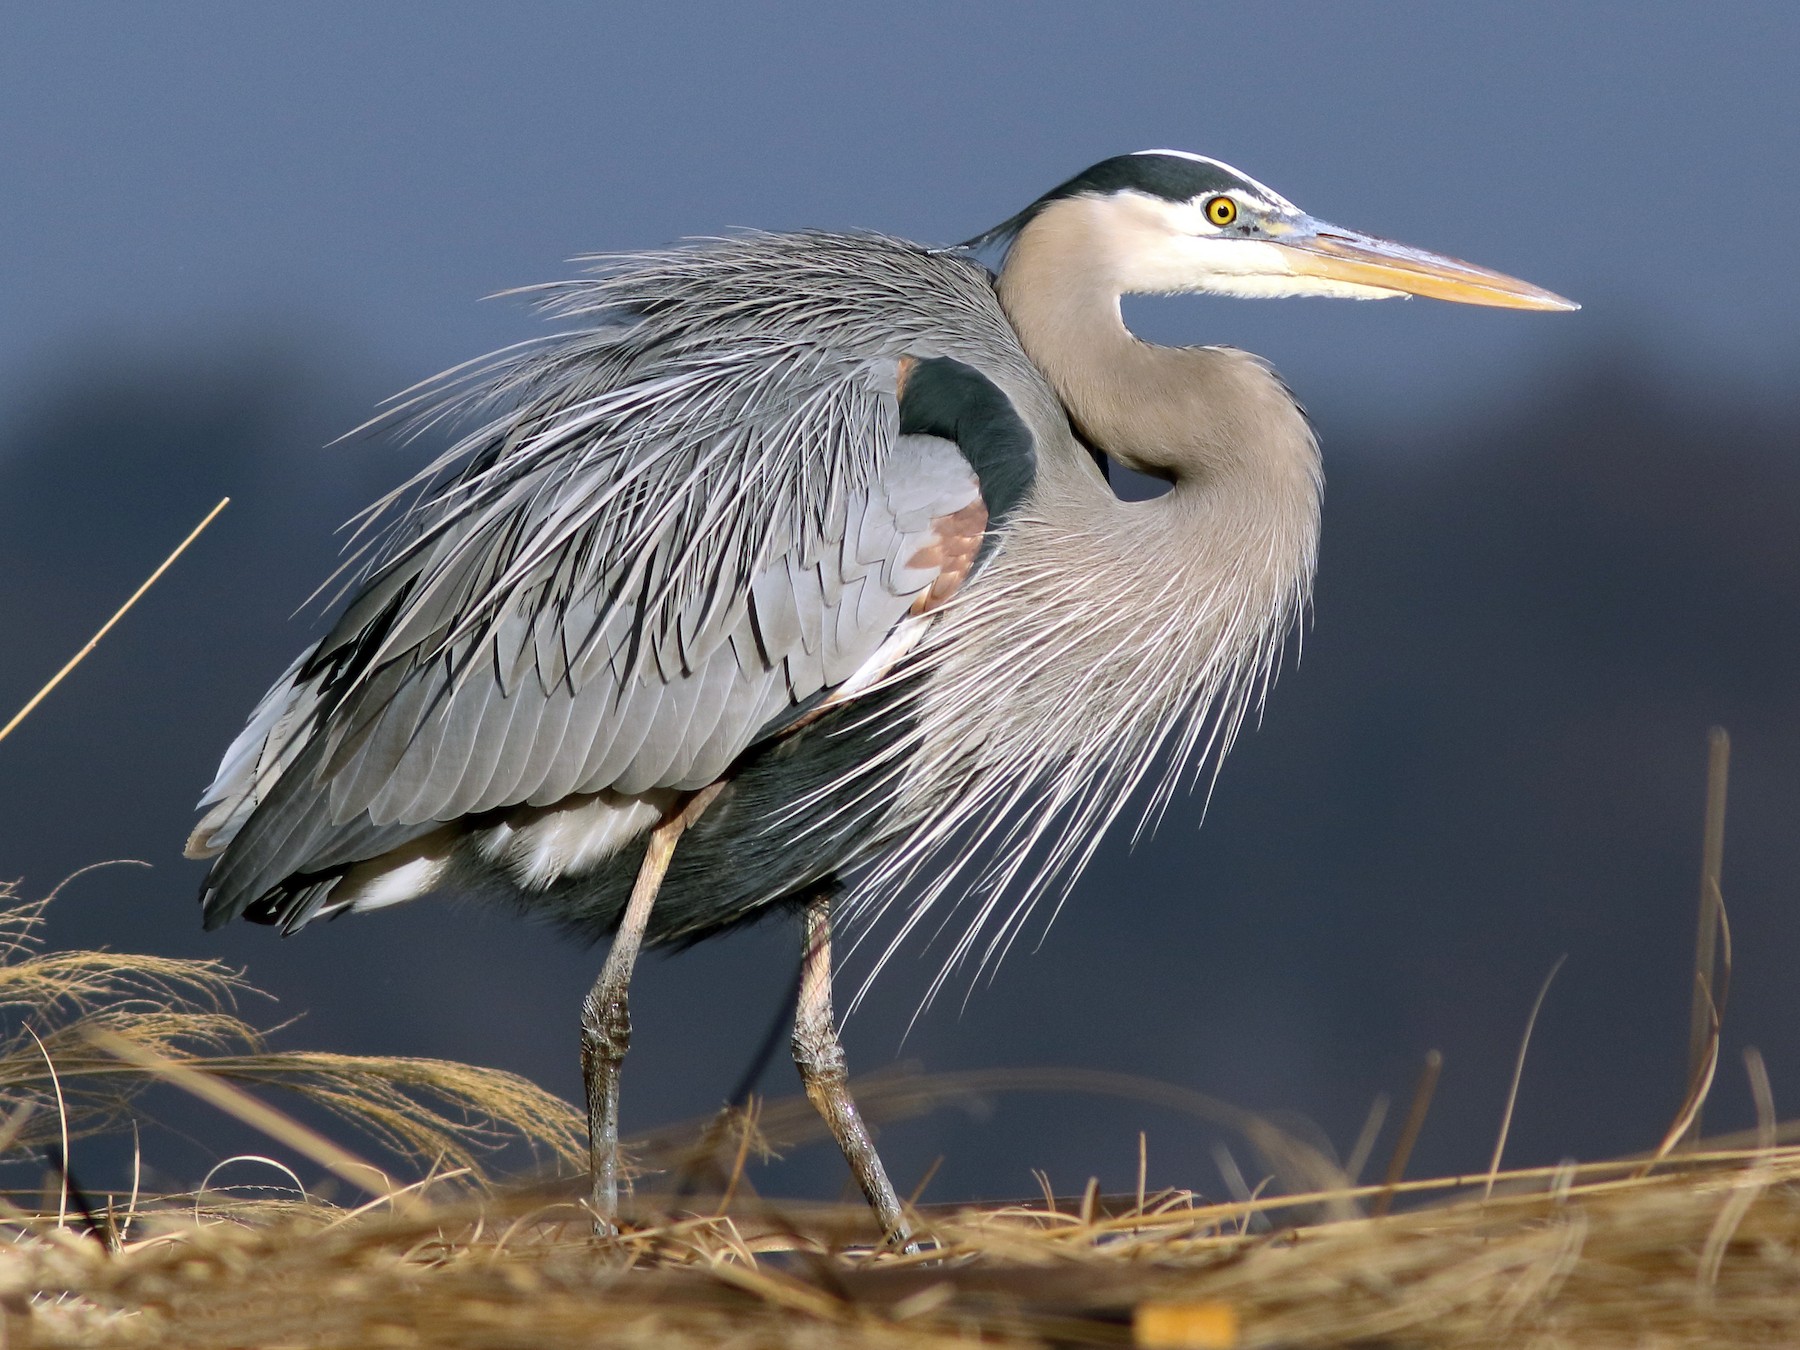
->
<box><xmin>189</xmin><ymin>151</ymin><xmax>1573</xmax><ymax>1244</ymax></box>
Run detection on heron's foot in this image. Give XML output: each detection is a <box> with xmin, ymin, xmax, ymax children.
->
<box><xmin>578</xmin><ymin>801</ymin><xmax>703</xmax><ymax>1239</ymax></box>
<box><xmin>791</xmin><ymin>891</ymin><xmax>918</xmax><ymax>1251</ymax></box>
<box><xmin>794</xmin><ymin>1038</ymin><xmax>917</xmax><ymax>1250</ymax></box>
<box><xmin>581</xmin><ymin>988</ymin><xmax>633</xmax><ymax>1237</ymax></box>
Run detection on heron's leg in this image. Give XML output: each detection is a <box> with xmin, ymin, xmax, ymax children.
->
<box><xmin>581</xmin><ymin>784</ymin><xmax>720</xmax><ymax>1233</ymax></box>
<box><xmin>791</xmin><ymin>891</ymin><xmax>914</xmax><ymax>1247</ymax></box>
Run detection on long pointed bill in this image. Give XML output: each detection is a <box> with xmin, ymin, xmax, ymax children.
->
<box><xmin>1278</xmin><ymin>219</ymin><xmax>1578</xmax><ymax>311</ymax></box>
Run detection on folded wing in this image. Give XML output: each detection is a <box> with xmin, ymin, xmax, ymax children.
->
<box><xmin>191</xmin><ymin>235</ymin><xmax>1031</xmax><ymax>932</ymax></box>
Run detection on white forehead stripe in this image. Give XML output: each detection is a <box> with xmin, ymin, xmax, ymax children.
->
<box><xmin>1133</xmin><ymin>148</ymin><xmax>1230</xmax><ymax>164</ymax></box>
<box><xmin>1130</xmin><ymin>149</ymin><xmax>1299</xmax><ymax>213</ymax></box>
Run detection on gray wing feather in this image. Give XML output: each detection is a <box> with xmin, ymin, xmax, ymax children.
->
<box><xmin>397</xmin><ymin>656</ymin><xmax>499</xmax><ymax>822</ymax></box>
<box><xmin>616</xmin><ymin>669</ymin><xmax>701</xmax><ymax>794</ymax></box>
<box><xmin>853</xmin><ymin>492</ymin><xmax>894</xmax><ymax>568</ymax></box>
<box><xmin>187</xmin><ymin>643</ymin><xmax>321</xmax><ymax>857</ymax></box>
<box><xmin>580</xmin><ymin>674</ymin><xmax>665</xmax><ymax>791</ymax></box>
<box><xmin>462</xmin><ymin>659</ymin><xmax>541</xmax><ymax>814</ymax></box>
<box><xmin>532</xmin><ymin>664</ymin><xmax>612</xmax><ymax>805</ymax></box>
<box><xmin>884</xmin><ymin>434</ymin><xmax>973</xmax><ymax>527</ymax></box>
<box><xmin>748</xmin><ymin>568</ymin><xmax>802</xmax><ymax>664</ymax></box>
<box><xmin>333</xmin><ymin>669</ymin><xmax>439</xmax><ymax>826</ymax></box>
<box><xmin>856</xmin><ymin>560</ymin><xmax>897</xmax><ymax>636</ymax></box>
<box><xmin>780</xmin><ymin>625</ymin><xmax>827</xmax><ymax>697</ymax></box>
<box><xmin>512</xmin><ymin>682</ymin><xmax>580</xmax><ymax>809</ymax></box>
<box><xmin>662</xmin><ymin>646</ymin><xmax>740</xmax><ymax>788</ymax></box>
<box><xmin>497</xmin><ymin>605</ymin><xmax>538</xmax><ymax>698</ymax></box>
<box><xmin>810</xmin><ymin>557</ymin><xmax>838</xmax><ymax>615</ymax></box>
<box><xmin>785</xmin><ymin>554</ymin><xmax>827</xmax><ymax>656</ymax></box>
<box><xmin>366</xmin><ymin>685</ymin><xmax>459</xmax><ymax>824</ymax></box>
<box><xmin>689</xmin><ymin>652</ymin><xmax>786</xmax><ymax>782</ymax></box>
<box><xmin>832</xmin><ymin>575</ymin><xmax>871</xmax><ymax>675</ymax></box>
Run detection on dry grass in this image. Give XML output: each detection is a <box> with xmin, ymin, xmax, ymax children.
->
<box><xmin>0</xmin><ymin>876</ymin><xmax>584</xmax><ymax>1184</ymax></box>
<box><xmin>6</xmin><ymin>1114</ymin><xmax>1800</xmax><ymax>1347</ymax></box>
<box><xmin>0</xmin><ymin>882</ymin><xmax>1795</xmax><ymax>1346</ymax></box>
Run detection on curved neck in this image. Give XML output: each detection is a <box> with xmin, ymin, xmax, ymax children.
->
<box><xmin>995</xmin><ymin>197</ymin><xmax>1320</xmax><ymax>504</ymax></box>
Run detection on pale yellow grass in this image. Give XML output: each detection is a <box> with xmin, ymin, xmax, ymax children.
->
<box><xmin>0</xmin><ymin>877</ymin><xmax>583</xmax><ymax>1183</ymax></box>
<box><xmin>0</xmin><ymin>879</ymin><xmax>1794</xmax><ymax>1348</ymax></box>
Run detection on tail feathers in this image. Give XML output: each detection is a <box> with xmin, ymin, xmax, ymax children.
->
<box><xmin>207</xmin><ymin>827</ymin><xmax>458</xmax><ymax>934</ymax></box>
<box><xmin>237</xmin><ymin>876</ymin><xmax>344</xmax><ymax>933</ymax></box>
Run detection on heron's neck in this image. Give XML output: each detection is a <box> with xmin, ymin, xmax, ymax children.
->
<box><xmin>994</xmin><ymin>200</ymin><xmax>1321</xmax><ymax>512</ymax></box>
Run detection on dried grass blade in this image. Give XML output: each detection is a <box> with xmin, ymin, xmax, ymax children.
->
<box><xmin>1372</xmin><ymin>1050</ymin><xmax>1441</xmax><ymax>1218</ymax></box>
<box><xmin>1683</xmin><ymin>727</ymin><xmax>1730</xmax><ymax>1146</ymax></box>
<box><xmin>0</xmin><ymin>497</ymin><xmax>228</xmax><ymax>745</ymax></box>
<box><xmin>1645</xmin><ymin>880</ymin><xmax>1733</xmax><ymax>1175</ymax></box>
<box><xmin>1484</xmin><ymin>954</ymin><xmax>1566</xmax><ymax>1201</ymax></box>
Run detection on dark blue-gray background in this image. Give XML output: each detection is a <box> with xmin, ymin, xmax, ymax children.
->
<box><xmin>4</xmin><ymin>3</ymin><xmax>1799</xmax><ymax>1202</ymax></box>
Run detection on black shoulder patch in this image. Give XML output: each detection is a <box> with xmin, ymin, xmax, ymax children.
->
<box><xmin>897</xmin><ymin>356</ymin><xmax>1036</xmax><ymax>526</ymax></box>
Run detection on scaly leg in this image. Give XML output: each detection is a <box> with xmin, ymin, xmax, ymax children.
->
<box><xmin>581</xmin><ymin>784</ymin><xmax>720</xmax><ymax>1233</ymax></box>
<box><xmin>791</xmin><ymin>891</ymin><xmax>914</xmax><ymax>1247</ymax></box>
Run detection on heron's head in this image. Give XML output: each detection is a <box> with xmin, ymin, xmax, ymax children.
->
<box><xmin>975</xmin><ymin>150</ymin><xmax>1576</xmax><ymax>311</ymax></box>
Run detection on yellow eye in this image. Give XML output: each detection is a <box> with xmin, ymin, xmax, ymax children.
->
<box><xmin>1205</xmin><ymin>195</ymin><xmax>1238</xmax><ymax>227</ymax></box>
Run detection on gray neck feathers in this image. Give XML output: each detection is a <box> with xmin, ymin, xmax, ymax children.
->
<box><xmin>996</xmin><ymin>195</ymin><xmax>1322</xmax><ymax>504</ymax></box>
<box><xmin>836</xmin><ymin>198</ymin><xmax>1323</xmax><ymax>1008</ymax></box>
<box><xmin>990</xmin><ymin>195</ymin><xmax>1322</xmax><ymax>691</ymax></box>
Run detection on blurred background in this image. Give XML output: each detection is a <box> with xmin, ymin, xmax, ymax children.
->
<box><xmin>3</xmin><ymin>2</ymin><xmax>1798</xmax><ymax>1204</ymax></box>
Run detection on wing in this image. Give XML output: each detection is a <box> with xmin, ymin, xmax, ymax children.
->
<box><xmin>191</xmin><ymin>234</ymin><xmax>1041</xmax><ymax>930</ymax></box>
